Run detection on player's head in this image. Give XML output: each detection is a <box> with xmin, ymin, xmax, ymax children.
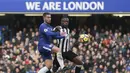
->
<box><xmin>61</xmin><ymin>17</ymin><xmax>69</xmax><ymax>28</ymax></box>
<box><xmin>43</xmin><ymin>12</ymin><xmax>51</xmax><ymax>24</ymax></box>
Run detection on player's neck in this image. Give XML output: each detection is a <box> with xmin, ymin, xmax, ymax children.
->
<box><xmin>44</xmin><ymin>22</ymin><xmax>48</xmax><ymax>24</ymax></box>
<box><xmin>44</xmin><ymin>22</ymin><xmax>50</xmax><ymax>26</ymax></box>
<box><xmin>61</xmin><ymin>25</ymin><xmax>68</xmax><ymax>28</ymax></box>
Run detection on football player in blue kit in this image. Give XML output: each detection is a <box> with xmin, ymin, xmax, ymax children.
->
<box><xmin>38</xmin><ymin>13</ymin><xmax>66</xmax><ymax>73</ymax></box>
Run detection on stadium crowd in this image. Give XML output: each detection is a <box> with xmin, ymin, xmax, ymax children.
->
<box><xmin>0</xmin><ymin>18</ymin><xmax>130</xmax><ymax>73</ymax></box>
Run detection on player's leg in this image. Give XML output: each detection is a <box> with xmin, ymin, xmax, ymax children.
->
<box><xmin>52</xmin><ymin>54</ymin><xmax>60</xmax><ymax>72</ymax></box>
<box><xmin>38</xmin><ymin>55</ymin><xmax>52</xmax><ymax>73</ymax></box>
<box><xmin>63</xmin><ymin>51</ymin><xmax>82</xmax><ymax>73</ymax></box>
<box><xmin>42</xmin><ymin>44</ymin><xmax>60</xmax><ymax>53</ymax></box>
<box><xmin>52</xmin><ymin>48</ymin><xmax>65</xmax><ymax>72</ymax></box>
<box><xmin>56</xmin><ymin>52</ymin><xmax>65</xmax><ymax>69</ymax></box>
<box><xmin>72</xmin><ymin>56</ymin><xmax>89</xmax><ymax>72</ymax></box>
<box><xmin>38</xmin><ymin>44</ymin><xmax>61</xmax><ymax>73</ymax></box>
<box><xmin>38</xmin><ymin>45</ymin><xmax>54</xmax><ymax>73</ymax></box>
<box><xmin>51</xmin><ymin>45</ymin><xmax>60</xmax><ymax>53</ymax></box>
<box><xmin>64</xmin><ymin>51</ymin><xmax>93</xmax><ymax>72</ymax></box>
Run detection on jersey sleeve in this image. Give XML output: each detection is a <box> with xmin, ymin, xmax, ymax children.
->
<box><xmin>53</xmin><ymin>36</ymin><xmax>65</xmax><ymax>39</ymax></box>
<box><xmin>40</xmin><ymin>25</ymin><xmax>60</xmax><ymax>37</ymax></box>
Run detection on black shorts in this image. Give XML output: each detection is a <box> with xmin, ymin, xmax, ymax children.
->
<box><xmin>62</xmin><ymin>51</ymin><xmax>78</xmax><ymax>61</ymax></box>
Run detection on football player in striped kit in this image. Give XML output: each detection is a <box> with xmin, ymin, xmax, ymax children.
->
<box><xmin>53</xmin><ymin>17</ymin><xmax>93</xmax><ymax>73</ymax></box>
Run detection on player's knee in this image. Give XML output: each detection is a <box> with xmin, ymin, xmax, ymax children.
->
<box><xmin>52</xmin><ymin>46</ymin><xmax>60</xmax><ymax>53</ymax></box>
<box><xmin>45</xmin><ymin>60</ymin><xmax>53</xmax><ymax>69</ymax></box>
<box><xmin>46</xmin><ymin>66</ymin><xmax>52</xmax><ymax>69</ymax></box>
<box><xmin>73</xmin><ymin>57</ymin><xmax>83</xmax><ymax>65</ymax></box>
<box><xmin>55</xmin><ymin>48</ymin><xmax>60</xmax><ymax>52</ymax></box>
<box><xmin>46</xmin><ymin>63</ymin><xmax>52</xmax><ymax>69</ymax></box>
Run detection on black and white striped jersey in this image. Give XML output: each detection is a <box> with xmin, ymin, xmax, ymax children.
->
<box><xmin>55</xmin><ymin>26</ymin><xmax>70</xmax><ymax>53</ymax></box>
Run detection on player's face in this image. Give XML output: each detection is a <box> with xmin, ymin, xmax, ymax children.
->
<box><xmin>63</xmin><ymin>20</ymin><xmax>69</xmax><ymax>26</ymax></box>
<box><xmin>44</xmin><ymin>14</ymin><xmax>51</xmax><ymax>24</ymax></box>
<box><xmin>62</xmin><ymin>18</ymin><xmax>69</xmax><ymax>27</ymax></box>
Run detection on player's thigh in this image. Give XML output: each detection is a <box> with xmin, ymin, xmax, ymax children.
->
<box><xmin>38</xmin><ymin>44</ymin><xmax>53</xmax><ymax>53</ymax></box>
<box><xmin>44</xmin><ymin>59</ymin><xmax>53</xmax><ymax>69</ymax></box>
<box><xmin>38</xmin><ymin>44</ymin><xmax>59</xmax><ymax>54</ymax></box>
<box><xmin>39</xmin><ymin>46</ymin><xmax>52</xmax><ymax>61</ymax></box>
<box><xmin>63</xmin><ymin>51</ymin><xmax>78</xmax><ymax>61</ymax></box>
<box><xmin>65</xmin><ymin>51</ymin><xmax>83</xmax><ymax>65</ymax></box>
<box><xmin>40</xmin><ymin>52</ymin><xmax>52</xmax><ymax>60</ymax></box>
<box><xmin>42</xmin><ymin>44</ymin><xmax>60</xmax><ymax>53</ymax></box>
<box><xmin>52</xmin><ymin>45</ymin><xmax>60</xmax><ymax>53</ymax></box>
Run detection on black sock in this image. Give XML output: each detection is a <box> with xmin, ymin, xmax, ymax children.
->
<box><xmin>75</xmin><ymin>66</ymin><xmax>81</xmax><ymax>73</ymax></box>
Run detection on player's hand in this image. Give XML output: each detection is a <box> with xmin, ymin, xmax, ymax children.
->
<box><xmin>60</xmin><ymin>32</ymin><xmax>67</xmax><ymax>36</ymax></box>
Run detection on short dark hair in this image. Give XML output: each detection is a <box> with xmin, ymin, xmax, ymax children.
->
<box><xmin>43</xmin><ymin>12</ymin><xmax>51</xmax><ymax>17</ymax></box>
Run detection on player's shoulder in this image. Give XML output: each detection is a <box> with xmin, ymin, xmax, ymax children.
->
<box><xmin>40</xmin><ymin>23</ymin><xmax>47</xmax><ymax>28</ymax></box>
<box><xmin>41</xmin><ymin>23</ymin><xmax>46</xmax><ymax>26</ymax></box>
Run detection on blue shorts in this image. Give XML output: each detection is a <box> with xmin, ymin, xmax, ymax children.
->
<box><xmin>38</xmin><ymin>44</ymin><xmax>54</xmax><ymax>60</ymax></box>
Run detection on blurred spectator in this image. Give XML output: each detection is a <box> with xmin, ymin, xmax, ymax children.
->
<box><xmin>27</xmin><ymin>66</ymin><xmax>36</xmax><ymax>73</ymax></box>
<box><xmin>126</xmin><ymin>63</ymin><xmax>130</xmax><ymax>72</ymax></box>
<box><xmin>1</xmin><ymin>28</ymin><xmax>9</xmax><ymax>42</ymax></box>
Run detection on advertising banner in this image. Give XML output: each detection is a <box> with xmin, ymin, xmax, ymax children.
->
<box><xmin>0</xmin><ymin>0</ymin><xmax>130</xmax><ymax>13</ymax></box>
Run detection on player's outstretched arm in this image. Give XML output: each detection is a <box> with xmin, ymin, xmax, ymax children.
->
<box><xmin>40</xmin><ymin>25</ymin><xmax>60</xmax><ymax>37</ymax></box>
<box><xmin>45</xmin><ymin>30</ymin><xmax>66</xmax><ymax>39</ymax></box>
<box><xmin>44</xmin><ymin>29</ymin><xmax>60</xmax><ymax>36</ymax></box>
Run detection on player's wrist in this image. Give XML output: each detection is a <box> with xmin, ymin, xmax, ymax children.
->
<box><xmin>60</xmin><ymin>32</ymin><xmax>67</xmax><ymax>36</ymax></box>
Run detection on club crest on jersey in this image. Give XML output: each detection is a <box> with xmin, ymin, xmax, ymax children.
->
<box><xmin>44</xmin><ymin>29</ymin><xmax>48</xmax><ymax>32</ymax></box>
